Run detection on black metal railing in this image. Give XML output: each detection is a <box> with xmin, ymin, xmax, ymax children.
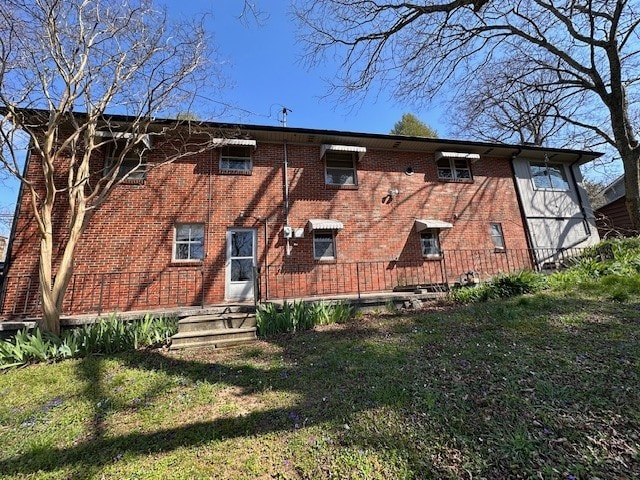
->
<box><xmin>0</xmin><ymin>247</ymin><xmax>585</xmax><ymax>318</ymax></box>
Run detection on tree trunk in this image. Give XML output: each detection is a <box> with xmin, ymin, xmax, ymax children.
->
<box><xmin>622</xmin><ymin>151</ymin><xmax>640</xmax><ymax>233</ymax></box>
<box><xmin>38</xmin><ymin>226</ymin><xmax>60</xmax><ymax>336</ymax></box>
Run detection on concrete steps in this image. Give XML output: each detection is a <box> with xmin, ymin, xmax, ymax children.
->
<box><xmin>170</xmin><ymin>309</ymin><xmax>257</xmax><ymax>350</ymax></box>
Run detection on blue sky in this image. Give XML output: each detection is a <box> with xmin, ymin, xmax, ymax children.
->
<box><xmin>0</xmin><ymin>0</ymin><xmax>444</xmax><ymax>237</ymax></box>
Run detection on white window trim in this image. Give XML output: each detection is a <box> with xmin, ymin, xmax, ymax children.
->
<box><xmin>420</xmin><ymin>231</ymin><xmax>442</xmax><ymax>258</ymax></box>
<box><xmin>313</xmin><ymin>231</ymin><xmax>337</xmax><ymax>260</ymax></box>
<box><xmin>324</xmin><ymin>152</ymin><xmax>358</xmax><ymax>186</ymax></box>
<box><xmin>529</xmin><ymin>161</ymin><xmax>570</xmax><ymax>191</ymax></box>
<box><xmin>173</xmin><ymin>223</ymin><xmax>205</xmax><ymax>262</ymax></box>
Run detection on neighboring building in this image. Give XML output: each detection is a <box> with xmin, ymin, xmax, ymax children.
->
<box><xmin>0</xmin><ymin>113</ymin><xmax>601</xmax><ymax>318</ymax></box>
<box><xmin>0</xmin><ymin>235</ymin><xmax>6</xmax><ymax>263</ymax></box>
<box><xmin>594</xmin><ymin>176</ymin><xmax>637</xmax><ymax>237</ymax></box>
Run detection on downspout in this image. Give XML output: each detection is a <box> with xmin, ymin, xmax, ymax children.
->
<box><xmin>283</xmin><ymin>140</ymin><xmax>291</xmax><ymax>256</ymax></box>
<box><xmin>0</xmin><ymin>140</ymin><xmax>32</xmax><ymax>313</ymax></box>
<box><xmin>569</xmin><ymin>154</ymin><xmax>593</xmax><ymax>238</ymax></box>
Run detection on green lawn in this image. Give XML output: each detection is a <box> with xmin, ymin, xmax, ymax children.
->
<box><xmin>1</xmin><ymin>290</ymin><xmax>639</xmax><ymax>479</ymax></box>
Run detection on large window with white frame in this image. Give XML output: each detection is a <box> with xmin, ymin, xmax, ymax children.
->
<box><xmin>437</xmin><ymin>157</ymin><xmax>472</xmax><ymax>181</ymax></box>
<box><xmin>325</xmin><ymin>152</ymin><xmax>357</xmax><ymax>186</ymax></box>
<box><xmin>420</xmin><ymin>231</ymin><xmax>442</xmax><ymax>258</ymax></box>
<box><xmin>529</xmin><ymin>161</ymin><xmax>569</xmax><ymax>190</ymax></box>
<box><xmin>173</xmin><ymin>223</ymin><xmax>204</xmax><ymax>261</ymax></box>
<box><xmin>220</xmin><ymin>146</ymin><xmax>252</xmax><ymax>173</ymax></box>
<box><xmin>313</xmin><ymin>231</ymin><xmax>336</xmax><ymax>260</ymax></box>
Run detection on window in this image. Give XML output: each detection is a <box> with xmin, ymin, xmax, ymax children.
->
<box><xmin>325</xmin><ymin>152</ymin><xmax>357</xmax><ymax>186</ymax></box>
<box><xmin>530</xmin><ymin>162</ymin><xmax>569</xmax><ymax>190</ymax></box>
<box><xmin>420</xmin><ymin>231</ymin><xmax>441</xmax><ymax>257</ymax></box>
<box><xmin>490</xmin><ymin>223</ymin><xmax>506</xmax><ymax>250</ymax></box>
<box><xmin>104</xmin><ymin>141</ymin><xmax>147</xmax><ymax>182</ymax></box>
<box><xmin>220</xmin><ymin>146</ymin><xmax>252</xmax><ymax>173</ymax></box>
<box><xmin>173</xmin><ymin>224</ymin><xmax>204</xmax><ymax>261</ymax></box>
<box><xmin>313</xmin><ymin>232</ymin><xmax>336</xmax><ymax>260</ymax></box>
<box><xmin>437</xmin><ymin>157</ymin><xmax>472</xmax><ymax>181</ymax></box>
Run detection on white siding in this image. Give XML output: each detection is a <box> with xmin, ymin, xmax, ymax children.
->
<box><xmin>512</xmin><ymin>158</ymin><xmax>599</xmax><ymax>251</ymax></box>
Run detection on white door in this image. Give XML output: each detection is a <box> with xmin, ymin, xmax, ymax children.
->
<box><xmin>226</xmin><ymin>229</ymin><xmax>256</xmax><ymax>301</ymax></box>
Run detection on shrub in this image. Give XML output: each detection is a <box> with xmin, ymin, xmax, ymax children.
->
<box><xmin>256</xmin><ymin>300</ymin><xmax>355</xmax><ymax>337</ymax></box>
<box><xmin>0</xmin><ymin>314</ymin><xmax>178</xmax><ymax>368</ymax></box>
<box><xmin>450</xmin><ymin>270</ymin><xmax>546</xmax><ymax>304</ymax></box>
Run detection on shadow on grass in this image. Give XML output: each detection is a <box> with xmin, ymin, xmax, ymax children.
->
<box><xmin>2</xmin><ymin>295</ymin><xmax>639</xmax><ymax>478</ymax></box>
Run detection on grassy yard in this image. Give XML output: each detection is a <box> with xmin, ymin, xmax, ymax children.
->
<box><xmin>1</xmin><ymin>290</ymin><xmax>639</xmax><ymax>479</ymax></box>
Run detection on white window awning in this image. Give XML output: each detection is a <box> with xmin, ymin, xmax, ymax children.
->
<box><xmin>212</xmin><ymin>138</ymin><xmax>257</xmax><ymax>149</ymax></box>
<box><xmin>95</xmin><ymin>130</ymin><xmax>152</xmax><ymax>149</ymax></box>
<box><xmin>308</xmin><ymin>218</ymin><xmax>344</xmax><ymax>231</ymax></box>
<box><xmin>434</xmin><ymin>151</ymin><xmax>480</xmax><ymax>163</ymax></box>
<box><xmin>321</xmin><ymin>144</ymin><xmax>366</xmax><ymax>161</ymax></box>
<box><xmin>415</xmin><ymin>219</ymin><xmax>453</xmax><ymax>232</ymax></box>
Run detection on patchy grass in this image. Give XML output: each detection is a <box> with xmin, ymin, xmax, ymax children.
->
<box><xmin>1</xmin><ymin>289</ymin><xmax>639</xmax><ymax>479</ymax></box>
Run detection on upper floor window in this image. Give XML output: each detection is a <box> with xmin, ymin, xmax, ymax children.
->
<box><xmin>104</xmin><ymin>140</ymin><xmax>147</xmax><ymax>183</ymax></box>
<box><xmin>437</xmin><ymin>157</ymin><xmax>472</xmax><ymax>181</ymax></box>
<box><xmin>173</xmin><ymin>223</ymin><xmax>205</xmax><ymax>261</ymax></box>
<box><xmin>220</xmin><ymin>146</ymin><xmax>252</xmax><ymax>174</ymax></box>
<box><xmin>325</xmin><ymin>152</ymin><xmax>357</xmax><ymax>186</ymax></box>
<box><xmin>530</xmin><ymin>162</ymin><xmax>569</xmax><ymax>190</ymax></box>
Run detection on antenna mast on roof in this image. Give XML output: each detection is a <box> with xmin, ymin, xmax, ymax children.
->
<box><xmin>280</xmin><ymin>107</ymin><xmax>292</xmax><ymax>127</ymax></box>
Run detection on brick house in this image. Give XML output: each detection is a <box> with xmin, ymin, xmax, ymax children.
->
<box><xmin>0</xmin><ymin>115</ymin><xmax>600</xmax><ymax>318</ymax></box>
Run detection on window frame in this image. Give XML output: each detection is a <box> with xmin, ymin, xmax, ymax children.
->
<box><xmin>104</xmin><ymin>141</ymin><xmax>148</xmax><ymax>183</ymax></box>
<box><xmin>436</xmin><ymin>157</ymin><xmax>473</xmax><ymax>182</ymax></box>
<box><xmin>490</xmin><ymin>222</ymin><xmax>506</xmax><ymax>251</ymax></box>
<box><xmin>313</xmin><ymin>231</ymin><xmax>337</xmax><ymax>260</ymax></box>
<box><xmin>529</xmin><ymin>161</ymin><xmax>570</xmax><ymax>191</ymax></box>
<box><xmin>219</xmin><ymin>145</ymin><xmax>253</xmax><ymax>174</ymax></box>
<box><xmin>420</xmin><ymin>230</ymin><xmax>442</xmax><ymax>258</ymax></box>
<box><xmin>324</xmin><ymin>151</ymin><xmax>358</xmax><ymax>187</ymax></box>
<box><xmin>173</xmin><ymin>223</ymin><xmax>205</xmax><ymax>262</ymax></box>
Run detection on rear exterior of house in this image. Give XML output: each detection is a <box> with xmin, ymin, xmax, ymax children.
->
<box><xmin>0</xmin><ymin>119</ymin><xmax>600</xmax><ymax>318</ymax></box>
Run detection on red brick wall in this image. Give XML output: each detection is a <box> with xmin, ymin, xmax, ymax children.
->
<box><xmin>1</xmin><ymin>139</ymin><xmax>531</xmax><ymax>317</ymax></box>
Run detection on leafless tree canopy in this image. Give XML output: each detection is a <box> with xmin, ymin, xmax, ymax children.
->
<box><xmin>297</xmin><ymin>0</ymin><xmax>640</xmax><ymax>226</ymax></box>
<box><xmin>0</xmin><ymin>0</ymin><xmax>229</xmax><ymax>333</ymax></box>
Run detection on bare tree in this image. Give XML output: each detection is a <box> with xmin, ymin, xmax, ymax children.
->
<box><xmin>296</xmin><ymin>0</ymin><xmax>640</xmax><ymax>227</ymax></box>
<box><xmin>0</xmin><ymin>0</ymin><xmax>229</xmax><ymax>334</ymax></box>
<box><xmin>451</xmin><ymin>59</ymin><xmax>574</xmax><ymax>146</ymax></box>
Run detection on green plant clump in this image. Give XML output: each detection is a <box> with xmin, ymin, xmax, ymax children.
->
<box><xmin>256</xmin><ymin>300</ymin><xmax>354</xmax><ymax>337</ymax></box>
<box><xmin>450</xmin><ymin>270</ymin><xmax>546</xmax><ymax>304</ymax></box>
<box><xmin>0</xmin><ymin>314</ymin><xmax>177</xmax><ymax>368</ymax></box>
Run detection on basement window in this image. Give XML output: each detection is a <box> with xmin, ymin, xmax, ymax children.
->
<box><xmin>490</xmin><ymin>223</ymin><xmax>506</xmax><ymax>251</ymax></box>
<box><xmin>313</xmin><ymin>232</ymin><xmax>336</xmax><ymax>260</ymax></box>
<box><xmin>173</xmin><ymin>224</ymin><xmax>204</xmax><ymax>261</ymax></box>
<box><xmin>420</xmin><ymin>231</ymin><xmax>442</xmax><ymax>258</ymax></box>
